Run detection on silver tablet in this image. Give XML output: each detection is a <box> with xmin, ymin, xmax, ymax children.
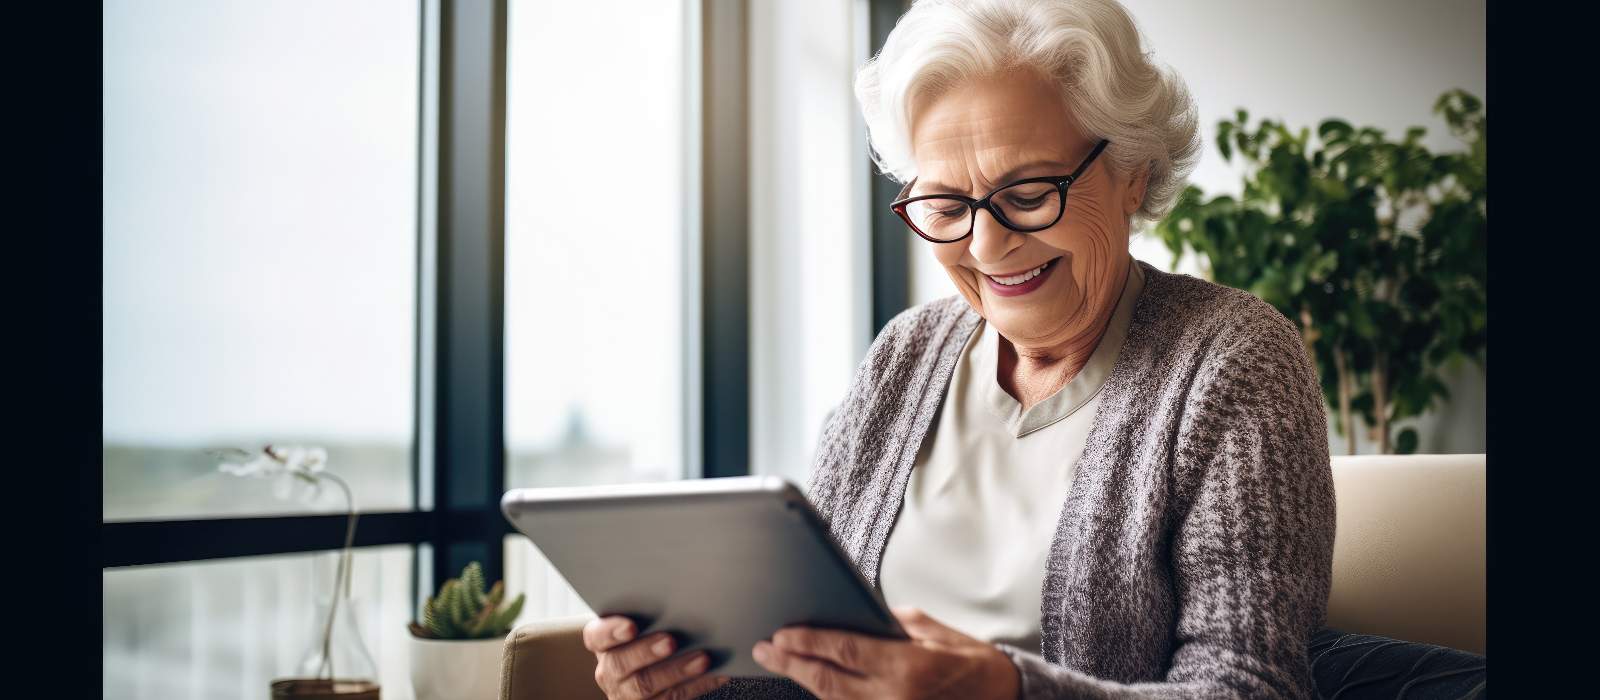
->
<box><xmin>500</xmin><ymin>475</ymin><xmax>908</xmax><ymax>678</ymax></box>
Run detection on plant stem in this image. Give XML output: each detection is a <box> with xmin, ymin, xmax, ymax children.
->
<box><xmin>1297</xmin><ymin>307</ymin><xmax>1318</xmax><ymax>366</ymax></box>
<box><xmin>316</xmin><ymin>472</ymin><xmax>359</xmax><ymax>682</ymax></box>
<box><xmin>1332</xmin><ymin>345</ymin><xmax>1354</xmax><ymax>455</ymax></box>
<box><xmin>1373</xmin><ymin>350</ymin><xmax>1390</xmax><ymax>453</ymax></box>
<box><xmin>1370</xmin><ymin>265</ymin><xmax>1403</xmax><ymax>455</ymax></box>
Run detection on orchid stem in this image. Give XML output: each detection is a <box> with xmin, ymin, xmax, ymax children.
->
<box><xmin>316</xmin><ymin>472</ymin><xmax>357</xmax><ymax>682</ymax></box>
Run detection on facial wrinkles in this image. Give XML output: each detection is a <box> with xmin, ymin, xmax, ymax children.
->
<box><xmin>911</xmin><ymin>117</ymin><xmax>986</xmax><ymax>195</ymax></box>
<box><xmin>996</xmin><ymin>154</ymin><xmax>1125</xmax><ymax>359</ymax></box>
<box><xmin>949</xmin><ymin>139</ymin><xmax>1077</xmax><ymax>296</ymax></box>
<box><xmin>966</xmin><ymin>117</ymin><xmax>1058</xmax><ymax>194</ymax></box>
<box><xmin>918</xmin><ymin>118</ymin><xmax>1035</xmax><ymax>311</ymax></box>
<box><xmin>910</xmin><ymin>70</ymin><xmax>1131</xmax><ymax>371</ymax></box>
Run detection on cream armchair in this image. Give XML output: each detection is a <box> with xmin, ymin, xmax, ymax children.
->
<box><xmin>499</xmin><ymin>453</ymin><xmax>1486</xmax><ymax>699</ymax></box>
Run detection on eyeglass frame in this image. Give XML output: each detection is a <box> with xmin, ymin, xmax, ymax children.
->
<box><xmin>889</xmin><ymin>138</ymin><xmax>1111</xmax><ymax>243</ymax></box>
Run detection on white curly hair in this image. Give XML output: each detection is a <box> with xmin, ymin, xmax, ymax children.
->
<box><xmin>855</xmin><ymin>0</ymin><xmax>1202</xmax><ymax>228</ymax></box>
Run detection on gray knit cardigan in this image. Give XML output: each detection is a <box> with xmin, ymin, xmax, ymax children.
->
<box><xmin>709</xmin><ymin>259</ymin><xmax>1336</xmax><ymax>699</ymax></box>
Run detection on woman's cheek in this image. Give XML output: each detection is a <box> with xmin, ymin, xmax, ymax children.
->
<box><xmin>930</xmin><ymin>245</ymin><xmax>971</xmax><ymax>290</ymax></box>
<box><xmin>933</xmin><ymin>249</ymin><xmax>985</xmax><ymax>314</ymax></box>
<box><xmin>928</xmin><ymin>240</ymin><xmax>966</xmax><ymax>267</ymax></box>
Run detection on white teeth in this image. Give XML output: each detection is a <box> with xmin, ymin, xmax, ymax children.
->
<box><xmin>991</xmin><ymin>259</ymin><xmax>1052</xmax><ymax>286</ymax></box>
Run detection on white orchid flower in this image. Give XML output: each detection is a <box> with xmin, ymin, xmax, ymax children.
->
<box><xmin>214</xmin><ymin>445</ymin><xmax>332</xmax><ymax>502</ymax></box>
<box><xmin>218</xmin><ymin>453</ymin><xmax>280</xmax><ymax>478</ymax></box>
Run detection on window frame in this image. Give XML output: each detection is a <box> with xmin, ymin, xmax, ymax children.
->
<box><xmin>867</xmin><ymin>0</ymin><xmax>911</xmax><ymax>336</ymax></box>
<box><xmin>100</xmin><ymin>0</ymin><xmax>759</xmax><ymax>609</ymax></box>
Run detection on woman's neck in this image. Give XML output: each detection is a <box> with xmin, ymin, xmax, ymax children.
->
<box><xmin>995</xmin><ymin>262</ymin><xmax>1129</xmax><ymax>411</ymax></box>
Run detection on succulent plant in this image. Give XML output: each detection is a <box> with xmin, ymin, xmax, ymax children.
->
<box><xmin>408</xmin><ymin>562</ymin><xmax>526</xmax><ymax>640</ymax></box>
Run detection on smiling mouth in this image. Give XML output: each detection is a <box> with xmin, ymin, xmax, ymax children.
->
<box><xmin>985</xmin><ymin>256</ymin><xmax>1062</xmax><ymax>286</ymax></box>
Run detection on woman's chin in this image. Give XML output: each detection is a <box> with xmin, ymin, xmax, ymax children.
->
<box><xmin>955</xmin><ymin>270</ymin><xmax>1075</xmax><ymax>328</ymax></box>
<box><xmin>983</xmin><ymin>285</ymin><xmax>1084</xmax><ymax>339</ymax></box>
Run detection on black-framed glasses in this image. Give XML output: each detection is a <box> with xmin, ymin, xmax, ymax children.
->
<box><xmin>890</xmin><ymin>139</ymin><xmax>1110</xmax><ymax>243</ymax></box>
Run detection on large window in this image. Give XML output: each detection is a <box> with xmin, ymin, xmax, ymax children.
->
<box><xmin>102</xmin><ymin>0</ymin><xmax>419</xmax><ymax>522</ymax></box>
<box><xmin>502</xmin><ymin>0</ymin><xmax>691</xmax><ymax>617</ymax></box>
<box><xmin>504</xmin><ymin>0</ymin><xmax>689</xmax><ymax>492</ymax></box>
<box><xmin>103</xmin><ymin>0</ymin><xmax>424</xmax><ymax>696</ymax></box>
<box><xmin>102</xmin><ymin>0</ymin><xmax>878</xmax><ymax>696</ymax></box>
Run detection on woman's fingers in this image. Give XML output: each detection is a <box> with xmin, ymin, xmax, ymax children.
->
<box><xmin>585</xmin><ymin>617</ymin><xmax>726</xmax><ymax>700</ymax></box>
<box><xmin>583</xmin><ymin>615</ymin><xmax>637</xmax><ymax>653</ymax></box>
<box><xmin>890</xmin><ymin>606</ymin><xmax>967</xmax><ymax>645</ymax></box>
<box><xmin>646</xmin><ymin>672</ymin><xmax>730</xmax><ymax>700</ymax></box>
<box><xmin>753</xmin><ymin>640</ymin><xmax>872</xmax><ymax>699</ymax></box>
<box><xmin>770</xmin><ymin>626</ymin><xmax>895</xmax><ymax>674</ymax></box>
<box><xmin>599</xmin><ymin>632</ymin><xmax>678</xmax><ymax>687</ymax></box>
<box><xmin>617</xmin><ymin>649</ymin><xmax>713</xmax><ymax>700</ymax></box>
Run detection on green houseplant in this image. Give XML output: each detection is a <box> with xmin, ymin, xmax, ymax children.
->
<box><xmin>1153</xmin><ymin>89</ymin><xmax>1486</xmax><ymax>454</ymax></box>
<box><xmin>408</xmin><ymin>562</ymin><xmax>526</xmax><ymax>700</ymax></box>
<box><xmin>409</xmin><ymin>561</ymin><xmax>527</xmax><ymax>640</ymax></box>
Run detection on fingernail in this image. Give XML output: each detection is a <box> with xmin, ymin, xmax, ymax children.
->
<box><xmin>612</xmin><ymin>623</ymin><xmax>632</xmax><ymax>642</ymax></box>
<box><xmin>752</xmin><ymin>643</ymin><xmax>771</xmax><ymax>664</ymax></box>
<box><xmin>653</xmin><ymin>636</ymin><xmax>673</xmax><ymax>656</ymax></box>
<box><xmin>688</xmin><ymin>654</ymin><xmax>709</xmax><ymax>673</ymax></box>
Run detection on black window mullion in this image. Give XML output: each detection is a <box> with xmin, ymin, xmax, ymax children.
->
<box><xmin>413</xmin><ymin>0</ymin><xmax>441</xmax><ymax>612</ymax></box>
<box><xmin>701</xmin><ymin>0</ymin><xmax>750</xmax><ymax>480</ymax></box>
<box><xmin>432</xmin><ymin>0</ymin><xmax>509</xmax><ymax>591</ymax></box>
<box><xmin>102</xmin><ymin>512</ymin><xmax>435</xmax><ymax>568</ymax></box>
<box><xmin>869</xmin><ymin>0</ymin><xmax>910</xmax><ymax>336</ymax></box>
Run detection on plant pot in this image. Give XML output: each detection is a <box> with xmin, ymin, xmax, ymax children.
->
<box><xmin>409</xmin><ymin>634</ymin><xmax>505</xmax><ymax>700</ymax></box>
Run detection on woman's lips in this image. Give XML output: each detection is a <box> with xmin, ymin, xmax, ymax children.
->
<box><xmin>984</xmin><ymin>256</ymin><xmax>1062</xmax><ymax>297</ymax></box>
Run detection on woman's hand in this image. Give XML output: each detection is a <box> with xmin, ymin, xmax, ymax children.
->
<box><xmin>583</xmin><ymin>615</ymin><xmax>731</xmax><ymax>700</ymax></box>
<box><xmin>752</xmin><ymin>606</ymin><xmax>1021</xmax><ymax>700</ymax></box>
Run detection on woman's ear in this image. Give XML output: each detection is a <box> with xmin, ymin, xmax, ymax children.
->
<box><xmin>1123</xmin><ymin>163</ymin><xmax>1151</xmax><ymax>216</ymax></box>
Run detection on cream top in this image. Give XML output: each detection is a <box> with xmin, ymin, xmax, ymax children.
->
<box><xmin>877</xmin><ymin>257</ymin><xmax>1146</xmax><ymax>652</ymax></box>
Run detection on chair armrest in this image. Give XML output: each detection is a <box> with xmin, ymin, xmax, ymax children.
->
<box><xmin>501</xmin><ymin>615</ymin><xmax>605</xmax><ymax>700</ymax></box>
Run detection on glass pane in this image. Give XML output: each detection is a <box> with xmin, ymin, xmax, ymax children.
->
<box><xmin>504</xmin><ymin>0</ymin><xmax>688</xmax><ymax>491</ymax></box>
<box><xmin>102</xmin><ymin>0</ymin><xmax>419</xmax><ymax>521</ymax></box>
<box><xmin>905</xmin><ymin>198</ymin><xmax>974</xmax><ymax>241</ymax></box>
<box><xmin>104</xmin><ymin>546</ymin><xmax>416</xmax><ymax>700</ymax></box>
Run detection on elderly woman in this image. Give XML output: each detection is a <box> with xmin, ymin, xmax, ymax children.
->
<box><xmin>583</xmin><ymin>0</ymin><xmax>1336</xmax><ymax>698</ymax></box>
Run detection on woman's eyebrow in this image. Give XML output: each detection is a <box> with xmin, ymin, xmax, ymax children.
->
<box><xmin>916</xmin><ymin>160</ymin><xmax>1073</xmax><ymax>195</ymax></box>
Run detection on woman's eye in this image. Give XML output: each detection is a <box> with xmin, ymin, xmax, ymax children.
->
<box><xmin>1003</xmin><ymin>194</ymin><xmax>1049</xmax><ymax>211</ymax></box>
<box><xmin>921</xmin><ymin>204</ymin><xmax>965</xmax><ymax>220</ymax></box>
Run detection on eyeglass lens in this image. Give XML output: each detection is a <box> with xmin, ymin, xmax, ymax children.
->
<box><xmin>902</xmin><ymin>180</ymin><xmax>1062</xmax><ymax>241</ymax></box>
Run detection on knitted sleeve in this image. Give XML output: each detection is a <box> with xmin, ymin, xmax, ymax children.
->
<box><xmin>995</xmin><ymin>296</ymin><xmax>1337</xmax><ymax>699</ymax></box>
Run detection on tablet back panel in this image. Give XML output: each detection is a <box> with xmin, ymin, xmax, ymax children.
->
<box><xmin>501</xmin><ymin>476</ymin><xmax>906</xmax><ymax>678</ymax></box>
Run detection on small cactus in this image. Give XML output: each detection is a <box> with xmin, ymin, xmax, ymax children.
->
<box><xmin>408</xmin><ymin>562</ymin><xmax>526</xmax><ymax>640</ymax></box>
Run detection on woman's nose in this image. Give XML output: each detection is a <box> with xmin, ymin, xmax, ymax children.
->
<box><xmin>967</xmin><ymin>207</ymin><xmax>1022</xmax><ymax>263</ymax></box>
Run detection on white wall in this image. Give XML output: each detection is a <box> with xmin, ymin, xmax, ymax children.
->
<box><xmin>906</xmin><ymin>0</ymin><xmax>1486</xmax><ymax>455</ymax></box>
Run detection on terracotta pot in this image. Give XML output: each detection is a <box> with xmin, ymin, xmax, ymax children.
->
<box><xmin>409</xmin><ymin>634</ymin><xmax>505</xmax><ymax>700</ymax></box>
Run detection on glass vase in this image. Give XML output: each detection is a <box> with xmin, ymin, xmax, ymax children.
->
<box><xmin>271</xmin><ymin>551</ymin><xmax>381</xmax><ymax>699</ymax></box>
